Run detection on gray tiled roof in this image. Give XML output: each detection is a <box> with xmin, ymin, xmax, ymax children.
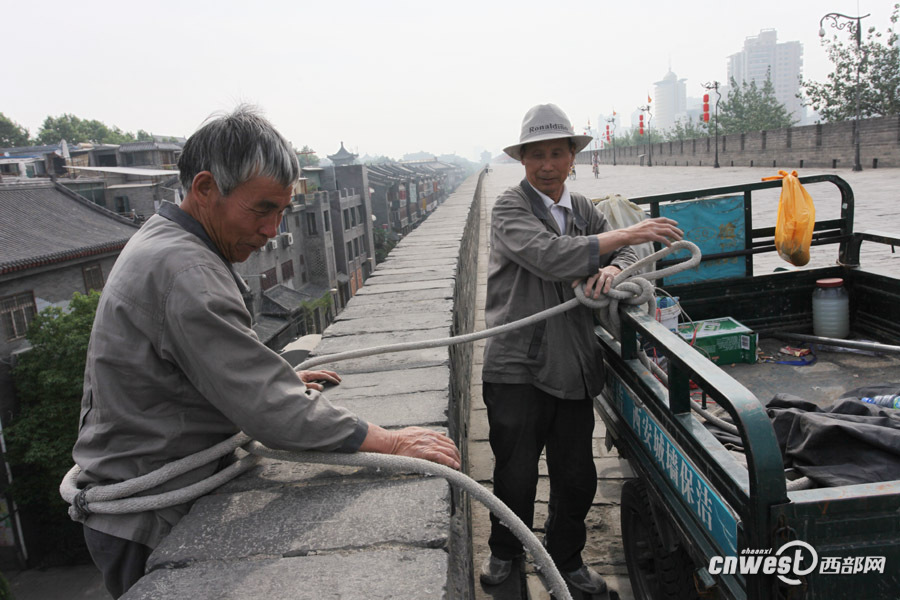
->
<box><xmin>261</xmin><ymin>283</ymin><xmax>332</xmax><ymax>317</ymax></box>
<box><xmin>326</xmin><ymin>142</ymin><xmax>357</xmax><ymax>161</ymax></box>
<box><xmin>118</xmin><ymin>142</ymin><xmax>183</xmax><ymax>152</ymax></box>
<box><xmin>0</xmin><ymin>181</ymin><xmax>139</xmax><ymax>275</ymax></box>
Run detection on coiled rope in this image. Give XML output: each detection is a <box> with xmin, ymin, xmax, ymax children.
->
<box><xmin>61</xmin><ymin>240</ymin><xmax>704</xmax><ymax>600</ymax></box>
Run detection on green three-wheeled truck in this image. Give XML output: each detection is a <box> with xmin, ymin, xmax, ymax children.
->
<box><xmin>593</xmin><ymin>174</ymin><xmax>900</xmax><ymax>600</ymax></box>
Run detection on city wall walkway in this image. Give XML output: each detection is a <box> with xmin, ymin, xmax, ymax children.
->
<box><xmin>16</xmin><ymin>163</ymin><xmax>896</xmax><ymax>600</ymax></box>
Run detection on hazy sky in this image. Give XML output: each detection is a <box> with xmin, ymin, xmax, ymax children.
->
<box><xmin>3</xmin><ymin>0</ymin><xmax>894</xmax><ymax>161</ymax></box>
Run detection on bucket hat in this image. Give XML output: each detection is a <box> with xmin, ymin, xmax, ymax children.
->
<box><xmin>503</xmin><ymin>103</ymin><xmax>593</xmax><ymax>161</ymax></box>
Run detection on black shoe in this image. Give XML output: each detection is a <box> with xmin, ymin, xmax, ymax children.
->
<box><xmin>562</xmin><ymin>565</ymin><xmax>607</xmax><ymax>595</ymax></box>
<box><xmin>480</xmin><ymin>555</ymin><xmax>513</xmax><ymax>586</ymax></box>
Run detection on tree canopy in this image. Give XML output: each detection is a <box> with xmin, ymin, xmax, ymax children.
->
<box><xmin>665</xmin><ymin>116</ymin><xmax>711</xmax><ymax>142</ymax></box>
<box><xmin>7</xmin><ymin>291</ymin><xmax>100</xmax><ymax>564</ymax></box>
<box><xmin>801</xmin><ymin>4</ymin><xmax>900</xmax><ymax>121</ymax></box>
<box><xmin>717</xmin><ymin>74</ymin><xmax>797</xmax><ymax>134</ymax></box>
<box><xmin>36</xmin><ymin>114</ymin><xmax>141</xmax><ymax>145</ymax></box>
<box><xmin>296</xmin><ymin>145</ymin><xmax>320</xmax><ymax>167</ymax></box>
<box><xmin>0</xmin><ymin>113</ymin><xmax>31</xmax><ymax>147</ymax></box>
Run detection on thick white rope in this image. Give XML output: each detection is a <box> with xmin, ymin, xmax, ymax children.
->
<box><xmin>60</xmin><ymin>241</ymin><xmax>705</xmax><ymax>600</ymax></box>
<box><xmin>299</xmin><ymin>240</ymin><xmax>701</xmax><ymax>370</ymax></box>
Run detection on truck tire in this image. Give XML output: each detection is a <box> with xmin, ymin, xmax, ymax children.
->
<box><xmin>621</xmin><ymin>478</ymin><xmax>698</xmax><ymax>600</ymax></box>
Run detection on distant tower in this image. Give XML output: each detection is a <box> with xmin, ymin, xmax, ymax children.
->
<box><xmin>727</xmin><ymin>29</ymin><xmax>805</xmax><ymax>123</ymax></box>
<box><xmin>327</xmin><ymin>141</ymin><xmax>358</xmax><ymax>166</ymax></box>
<box><xmin>653</xmin><ymin>69</ymin><xmax>688</xmax><ymax>132</ymax></box>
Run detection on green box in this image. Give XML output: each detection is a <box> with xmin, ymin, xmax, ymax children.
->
<box><xmin>676</xmin><ymin>317</ymin><xmax>758</xmax><ymax>365</ymax></box>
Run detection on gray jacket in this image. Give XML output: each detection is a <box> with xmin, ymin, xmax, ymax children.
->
<box><xmin>73</xmin><ymin>204</ymin><xmax>367</xmax><ymax>548</ymax></box>
<box><xmin>482</xmin><ymin>180</ymin><xmax>638</xmax><ymax>399</ymax></box>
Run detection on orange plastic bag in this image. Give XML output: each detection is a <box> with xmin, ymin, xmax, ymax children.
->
<box><xmin>762</xmin><ymin>170</ymin><xmax>816</xmax><ymax>266</ymax></box>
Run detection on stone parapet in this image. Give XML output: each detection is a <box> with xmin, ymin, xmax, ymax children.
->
<box><xmin>586</xmin><ymin>115</ymin><xmax>900</xmax><ymax>169</ymax></box>
<box><xmin>123</xmin><ymin>171</ymin><xmax>485</xmax><ymax>599</ymax></box>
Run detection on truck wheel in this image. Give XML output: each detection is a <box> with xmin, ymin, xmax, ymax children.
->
<box><xmin>621</xmin><ymin>479</ymin><xmax>698</xmax><ymax>600</ymax></box>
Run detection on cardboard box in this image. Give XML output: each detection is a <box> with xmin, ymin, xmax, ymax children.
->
<box><xmin>676</xmin><ymin>317</ymin><xmax>758</xmax><ymax>365</ymax></box>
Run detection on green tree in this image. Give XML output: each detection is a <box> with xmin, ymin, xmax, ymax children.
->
<box><xmin>0</xmin><ymin>113</ymin><xmax>32</xmax><ymax>147</ymax></box>
<box><xmin>665</xmin><ymin>116</ymin><xmax>711</xmax><ymax>141</ymax></box>
<box><xmin>802</xmin><ymin>4</ymin><xmax>900</xmax><ymax>121</ymax></box>
<box><xmin>6</xmin><ymin>290</ymin><xmax>100</xmax><ymax>564</ymax></box>
<box><xmin>608</xmin><ymin>126</ymin><xmax>663</xmax><ymax>147</ymax></box>
<box><xmin>36</xmin><ymin>114</ymin><xmax>138</xmax><ymax>145</ymax></box>
<box><xmin>296</xmin><ymin>145</ymin><xmax>320</xmax><ymax>167</ymax></box>
<box><xmin>374</xmin><ymin>226</ymin><xmax>397</xmax><ymax>263</ymax></box>
<box><xmin>718</xmin><ymin>74</ymin><xmax>796</xmax><ymax>134</ymax></box>
<box><xmin>135</xmin><ymin>129</ymin><xmax>155</xmax><ymax>142</ymax></box>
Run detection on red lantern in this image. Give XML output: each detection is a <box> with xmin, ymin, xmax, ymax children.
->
<box><xmin>606</xmin><ymin>133</ymin><xmax>611</xmax><ymax>142</ymax></box>
<box><xmin>639</xmin><ymin>126</ymin><xmax>644</xmax><ymax>135</ymax></box>
<box><xmin>703</xmin><ymin>93</ymin><xmax>709</xmax><ymax>103</ymax></box>
<box><xmin>703</xmin><ymin>113</ymin><xmax>710</xmax><ymax>123</ymax></box>
<box><xmin>639</xmin><ymin>114</ymin><xmax>644</xmax><ymax>121</ymax></box>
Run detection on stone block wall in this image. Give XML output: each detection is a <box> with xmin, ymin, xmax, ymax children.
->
<box><xmin>122</xmin><ymin>171</ymin><xmax>485</xmax><ymax>599</ymax></box>
<box><xmin>586</xmin><ymin>115</ymin><xmax>900</xmax><ymax>169</ymax></box>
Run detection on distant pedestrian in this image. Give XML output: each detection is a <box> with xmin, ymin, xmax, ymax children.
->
<box><xmin>479</xmin><ymin>103</ymin><xmax>682</xmax><ymax>595</ymax></box>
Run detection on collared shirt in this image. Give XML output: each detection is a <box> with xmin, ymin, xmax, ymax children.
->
<box><xmin>73</xmin><ymin>205</ymin><xmax>368</xmax><ymax>548</ymax></box>
<box><xmin>534</xmin><ymin>185</ymin><xmax>572</xmax><ymax>234</ymax></box>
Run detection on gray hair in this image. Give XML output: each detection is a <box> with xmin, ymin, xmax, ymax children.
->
<box><xmin>178</xmin><ymin>105</ymin><xmax>300</xmax><ymax>197</ymax></box>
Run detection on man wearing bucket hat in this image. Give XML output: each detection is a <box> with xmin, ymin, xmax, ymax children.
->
<box><xmin>480</xmin><ymin>103</ymin><xmax>682</xmax><ymax>593</ymax></box>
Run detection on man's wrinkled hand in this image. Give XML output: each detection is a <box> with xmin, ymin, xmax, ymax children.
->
<box><xmin>390</xmin><ymin>427</ymin><xmax>461</xmax><ymax>470</ymax></box>
<box><xmin>573</xmin><ymin>265</ymin><xmax>622</xmax><ymax>299</ymax></box>
<box><xmin>298</xmin><ymin>369</ymin><xmax>341</xmax><ymax>391</ymax></box>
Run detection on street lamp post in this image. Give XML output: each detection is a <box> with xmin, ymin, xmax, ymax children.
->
<box><xmin>639</xmin><ymin>105</ymin><xmax>653</xmax><ymax>167</ymax></box>
<box><xmin>819</xmin><ymin>11</ymin><xmax>870</xmax><ymax>172</ymax></box>
<box><xmin>606</xmin><ymin>116</ymin><xmax>617</xmax><ymax>166</ymax></box>
<box><xmin>702</xmin><ymin>81</ymin><xmax>722</xmax><ymax>168</ymax></box>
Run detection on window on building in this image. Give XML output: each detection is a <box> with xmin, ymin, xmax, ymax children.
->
<box><xmin>261</xmin><ymin>267</ymin><xmax>277</xmax><ymax>291</ymax></box>
<box><xmin>281</xmin><ymin>260</ymin><xmax>294</xmax><ymax>282</ymax></box>
<box><xmin>357</xmin><ymin>206</ymin><xmax>365</xmax><ymax>224</ymax></box>
<box><xmin>114</xmin><ymin>196</ymin><xmax>130</xmax><ymax>214</ymax></box>
<box><xmin>306</xmin><ymin>213</ymin><xmax>318</xmax><ymax>235</ymax></box>
<box><xmin>1</xmin><ymin>292</ymin><xmax>36</xmax><ymax>342</ymax></box>
<box><xmin>347</xmin><ymin>241</ymin><xmax>353</xmax><ymax>260</ymax></box>
<box><xmin>351</xmin><ymin>207</ymin><xmax>357</xmax><ymax>227</ymax></box>
<box><xmin>343</xmin><ymin>209</ymin><xmax>351</xmax><ymax>230</ymax></box>
<box><xmin>353</xmin><ymin>238</ymin><xmax>359</xmax><ymax>257</ymax></box>
<box><xmin>278</xmin><ymin>216</ymin><xmax>289</xmax><ymax>235</ymax></box>
<box><xmin>323</xmin><ymin>211</ymin><xmax>330</xmax><ymax>232</ymax></box>
<box><xmin>83</xmin><ymin>264</ymin><xmax>105</xmax><ymax>292</ymax></box>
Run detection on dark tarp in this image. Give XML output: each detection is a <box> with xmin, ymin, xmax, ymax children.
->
<box><xmin>766</xmin><ymin>391</ymin><xmax>900</xmax><ymax>487</ymax></box>
<box><xmin>703</xmin><ymin>386</ymin><xmax>900</xmax><ymax>487</ymax></box>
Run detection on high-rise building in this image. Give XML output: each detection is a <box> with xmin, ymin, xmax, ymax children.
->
<box><xmin>653</xmin><ymin>69</ymin><xmax>688</xmax><ymax>132</ymax></box>
<box><xmin>727</xmin><ymin>29</ymin><xmax>805</xmax><ymax>124</ymax></box>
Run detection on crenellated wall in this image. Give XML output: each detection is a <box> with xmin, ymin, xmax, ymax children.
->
<box><xmin>583</xmin><ymin>115</ymin><xmax>900</xmax><ymax>170</ymax></box>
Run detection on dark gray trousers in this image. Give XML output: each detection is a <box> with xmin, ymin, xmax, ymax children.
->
<box><xmin>83</xmin><ymin>526</ymin><xmax>153</xmax><ymax>599</ymax></box>
<box><xmin>483</xmin><ymin>382</ymin><xmax>597</xmax><ymax>572</ymax></box>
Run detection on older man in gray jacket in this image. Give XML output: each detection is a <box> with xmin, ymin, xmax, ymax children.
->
<box><xmin>73</xmin><ymin>106</ymin><xmax>459</xmax><ymax>598</ymax></box>
<box><xmin>480</xmin><ymin>103</ymin><xmax>682</xmax><ymax>594</ymax></box>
